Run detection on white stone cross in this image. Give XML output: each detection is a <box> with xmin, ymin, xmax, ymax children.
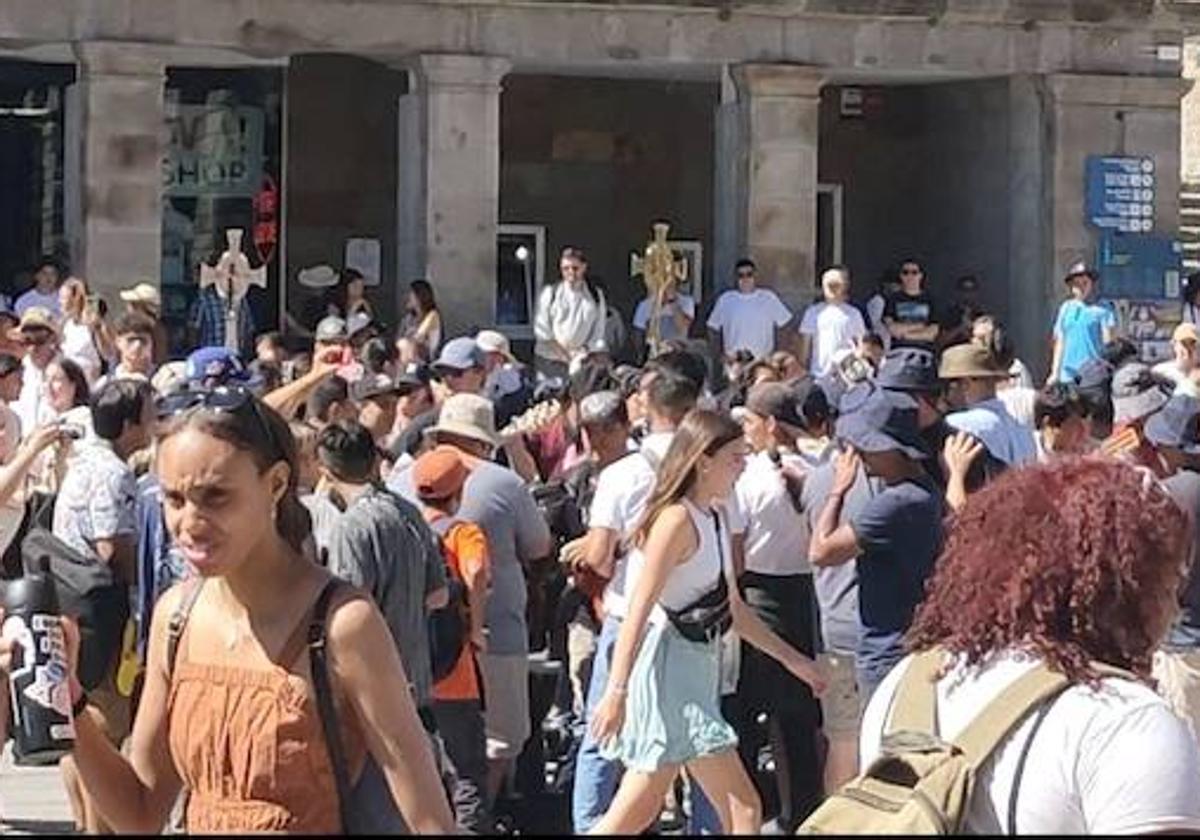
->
<box><xmin>199</xmin><ymin>228</ymin><xmax>266</xmax><ymax>355</ymax></box>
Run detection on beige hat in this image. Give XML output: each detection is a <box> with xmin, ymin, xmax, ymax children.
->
<box><xmin>120</xmin><ymin>282</ymin><xmax>162</xmax><ymax>310</ymax></box>
<box><xmin>938</xmin><ymin>344</ymin><xmax>1009</xmax><ymax>380</ymax></box>
<box><xmin>426</xmin><ymin>393</ymin><xmax>500</xmax><ymax>449</ymax></box>
<box><xmin>9</xmin><ymin>306</ymin><xmax>59</xmax><ymax>341</ymax></box>
<box><xmin>475</xmin><ymin>329</ymin><xmax>516</xmax><ymax>363</ymax></box>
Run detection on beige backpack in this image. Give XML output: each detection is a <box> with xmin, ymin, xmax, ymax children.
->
<box><xmin>799</xmin><ymin>650</ymin><xmax>1082</xmax><ymax>835</ymax></box>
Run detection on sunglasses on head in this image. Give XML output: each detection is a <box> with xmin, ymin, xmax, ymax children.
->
<box><xmin>157</xmin><ymin>385</ymin><xmax>283</xmax><ymax>458</ymax></box>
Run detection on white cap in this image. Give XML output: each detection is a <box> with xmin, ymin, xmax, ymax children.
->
<box><xmin>475</xmin><ymin>329</ymin><xmax>515</xmax><ymax>362</ymax></box>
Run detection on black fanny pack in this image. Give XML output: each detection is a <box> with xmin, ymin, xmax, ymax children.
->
<box><xmin>663</xmin><ymin>509</ymin><xmax>732</xmax><ymax>644</ymax></box>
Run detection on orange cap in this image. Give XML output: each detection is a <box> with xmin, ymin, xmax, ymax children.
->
<box><xmin>413</xmin><ymin>444</ymin><xmax>471</xmax><ymax>501</ymax></box>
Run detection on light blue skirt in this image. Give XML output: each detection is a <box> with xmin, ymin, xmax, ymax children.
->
<box><xmin>600</xmin><ymin>619</ymin><xmax>738</xmax><ymax>772</ymax></box>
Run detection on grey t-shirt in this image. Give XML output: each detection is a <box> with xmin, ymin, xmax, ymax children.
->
<box><xmin>321</xmin><ymin>485</ymin><xmax>446</xmax><ymax>707</ymax></box>
<box><xmin>390</xmin><ymin>458</ymin><xmax>552</xmax><ymax>656</ymax></box>
<box><xmin>802</xmin><ymin>459</ymin><xmax>872</xmax><ymax>656</ymax></box>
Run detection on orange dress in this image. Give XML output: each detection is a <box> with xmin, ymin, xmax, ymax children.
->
<box><xmin>166</xmin><ymin>587</ymin><xmax>365</xmax><ymax>834</ymax></box>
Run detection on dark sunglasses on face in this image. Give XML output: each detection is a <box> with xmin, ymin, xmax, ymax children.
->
<box><xmin>737</xmin><ymin>271</ymin><xmax>755</xmax><ymax>278</ymax></box>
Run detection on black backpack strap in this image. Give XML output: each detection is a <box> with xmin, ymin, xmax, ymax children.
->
<box><xmin>1007</xmin><ymin>694</ymin><xmax>1058</xmax><ymax>835</ymax></box>
<box><xmin>166</xmin><ymin>578</ymin><xmax>205</xmax><ymax>681</ymax></box>
<box><xmin>308</xmin><ymin>578</ymin><xmax>355</xmax><ymax>834</ymax></box>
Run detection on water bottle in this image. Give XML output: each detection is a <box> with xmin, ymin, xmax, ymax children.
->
<box><xmin>3</xmin><ymin>556</ymin><xmax>75</xmax><ymax>764</ymax></box>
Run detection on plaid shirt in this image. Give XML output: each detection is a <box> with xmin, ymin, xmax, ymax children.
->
<box><xmin>188</xmin><ymin>287</ymin><xmax>255</xmax><ymax>353</ymax></box>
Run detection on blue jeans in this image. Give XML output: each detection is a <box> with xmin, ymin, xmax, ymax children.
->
<box><xmin>571</xmin><ymin>615</ymin><xmax>623</xmax><ymax>833</ymax></box>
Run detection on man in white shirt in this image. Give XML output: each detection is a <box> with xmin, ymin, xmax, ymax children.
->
<box><xmin>533</xmin><ymin>247</ymin><xmax>607</xmax><ymax>382</ymax></box>
<box><xmin>568</xmin><ymin>368</ymin><xmax>699</xmax><ymax>833</ymax></box>
<box><xmin>14</xmin><ymin>257</ymin><xmax>62</xmax><ymax>317</ymax></box>
<box><xmin>706</xmin><ymin>258</ymin><xmax>794</xmax><ymax>361</ymax></box>
<box><xmin>798</xmin><ymin>267</ymin><xmax>867</xmax><ymax>378</ymax></box>
<box><xmin>729</xmin><ymin>380</ymin><xmax>833</xmax><ymax>831</ymax></box>
<box><xmin>11</xmin><ymin>307</ymin><xmax>61</xmax><ymax>436</ymax></box>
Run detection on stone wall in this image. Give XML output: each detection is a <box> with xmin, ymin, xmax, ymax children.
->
<box><xmin>499</xmin><ymin>74</ymin><xmax>717</xmax><ymax>326</ymax></box>
<box><xmin>285</xmin><ymin>53</ymin><xmax>406</xmax><ymax>328</ymax></box>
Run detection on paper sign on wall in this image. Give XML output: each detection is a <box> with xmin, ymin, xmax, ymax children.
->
<box><xmin>344</xmin><ymin>238</ymin><xmax>381</xmax><ymax>286</ymax></box>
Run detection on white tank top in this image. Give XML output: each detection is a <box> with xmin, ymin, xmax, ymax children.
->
<box><xmin>627</xmin><ymin>498</ymin><xmax>730</xmax><ymax>622</ymax></box>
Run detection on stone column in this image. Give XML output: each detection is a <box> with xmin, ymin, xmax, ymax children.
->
<box><xmin>397</xmin><ymin>54</ymin><xmax>510</xmax><ymax>337</ymax></box>
<box><xmin>726</xmin><ymin>63</ymin><xmax>823</xmax><ymax>312</ymax></box>
<box><xmin>65</xmin><ymin>43</ymin><xmax>166</xmax><ymax>305</ymax></box>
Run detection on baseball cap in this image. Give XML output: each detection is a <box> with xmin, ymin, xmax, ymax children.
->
<box><xmin>1175</xmin><ymin>322</ymin><xmax>1200</xmax><ymax>345</ymax></box>
<box><xmin>877</xmin><ymin>347</ymin><xmax>940</xmax><ymax>393</ymax></box>
<box><xmin>315</xmin><ymin>316</ymin><xmax>349</xmax><ymax>343</ymax></box>
<box><xmin>1063</xmin><ymin>261</ymin><xmax>1099</xmax><ymax>285</ymax></box>
<box><xmin>352</xmin><ymin>373</ymin><xmax>402</xmax><ymax>402</ymax></box>
<box><xmin>835</xmin><ymin>384</ymin><xmax>926</xmax><ymax>459</ymax></box>
<box><xmin>1145</xmin><ymin>394</ymin><xmax>1200</xmax><ymax>454</ymax></box>
<box><xmin>1111</xmin><ymin>363</ymin><xmax>1172</xmax><ymax>425</ymax></box>
<box><xmin>396</xmin><ymin>361</ymin><xmax>433</xmax><ymax>393</ymax></box>
<box><xmin>413</xmin><ymin>444</ymin><xmax>472</xmax><ymax>502</ymax></box>
<box><xmin>185</xmin><ymin>347</ymin><xmax>252</xmax><ymax>386</ymax></box>
<box><xmin>433</xmin><ymin>337</ymin><xmax>485</xmax><ymax>374</ymax></box>
<box><xmin>119</xmin><ymin>282</ymin><xmax>162</xmax><ymax>310</ymax></box>
<box><xmin>476</xmin><ymin>330</ymin><xmax>516</xmax><ymax>363</ymax></box>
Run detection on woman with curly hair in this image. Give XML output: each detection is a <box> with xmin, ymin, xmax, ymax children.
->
<box><xmin>859</xmin><ymin>458</ymin><xmax>1200</xmax><ymax>834</ymax></box>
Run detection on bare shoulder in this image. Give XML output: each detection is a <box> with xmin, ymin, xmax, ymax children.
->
<box><xmin>325</xmin><ymin>581</ymin><xmax>384</xmax><ymax>643</ymax></box>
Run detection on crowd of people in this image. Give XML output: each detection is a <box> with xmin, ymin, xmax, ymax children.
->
<box><xmin>0</xmin><ymin>247</ymin><xmax>1196</xmax><ymax>835</ymax></box>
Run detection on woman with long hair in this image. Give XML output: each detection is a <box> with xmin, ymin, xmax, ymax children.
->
<box><xmin>588</xmin><ymin>409</ymin><xmax>825</xmax><ymax>835</ymax></box>
<box><xmin>858</xmin><ymin>459</ymin><xmax>1200</xmax><ymax>833</ymax></box>
<box><xmin>58</xmin><ymin>278</ymin><xmax>110</xmax><ymax>384</ymax></box>
<box><xmin>1</xmin><ymin>388</ymin><xmax>454</xmax><ymax>833</ymax></box>
<box><xmin>404</xmin><ymin>279</ymin><xmax>442</xmax><ymax>358</ymax></box>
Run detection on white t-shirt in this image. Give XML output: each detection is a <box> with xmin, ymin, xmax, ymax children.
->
<box><xmin>732</xmin><ymin>450</ymin><xmax>815</xmax><ymax>576</ymax></box>
<box><xmin>799</xmin><ymin>301</ymin><xmax>867</xmax><ymax>377</ymax></box>
<box><xmin>534</xmin><ymin>281</ymin><xmax>606</xmax><ymax>363</ymax></box>
<box><xmin>633</xmin><ymin>294</ymin><xmax>696</xmax><ymax>343</ymax></box>
<box><xmin>14</xmin><ymin>288</ymin><xmax>60</xmax><ymax>317</ymax></box>
<box><xmin>706</xmin><ymin>288</ymin><xmax>793</xmax><ymax>359</ymax></box>
<box><xmin>861</xmin><ymin>650</ymin><xmax>1200</xmax><ymax>835</ymax></box>
<box><xmin>589</xmin><ymin>432</ymin><xmax>673</xmax><ymax>620</ymax></box>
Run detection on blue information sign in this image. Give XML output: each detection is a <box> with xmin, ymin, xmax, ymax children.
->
<box><xmin>1086</xmin><ymin>155</ymin><xmax>1155</xmax><ymax>233</ymax></box>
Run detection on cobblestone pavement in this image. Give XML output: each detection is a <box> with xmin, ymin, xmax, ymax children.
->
<box><xmin>0</xmin><ymin>745</ymin><xmax>74</xmax><ymax>835</ymax></box>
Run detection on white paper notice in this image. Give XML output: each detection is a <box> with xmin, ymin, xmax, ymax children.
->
<box><xmin>344</xmin><ymin>238</ymin><xmax>381</xmax><ymax>286</ymax></box>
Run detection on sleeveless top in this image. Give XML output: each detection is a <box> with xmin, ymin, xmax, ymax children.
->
<box><xmin>626</xmin><ymin>498</ymin><xmax>730</xmax><ymax>625</ymax></box>
<box><xmin>167</xmin><ymin>582</ymin><xmax>367</xmax><ymax>834</ymax></box>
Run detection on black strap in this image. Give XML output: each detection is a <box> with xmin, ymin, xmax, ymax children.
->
<box><xmin>1006</xmin><ymin>690</ymin><xmax>1062</xmax><ymax>835</ymax></box>
<box><xmin>166</xmin><ymin>578</ymin><xmax>205</xmax><ymax>681</ymax></box>
<box><xmin>308</xmin><ymin>578</ymin><xmax>354</xmax><ymax>834</ymax></box>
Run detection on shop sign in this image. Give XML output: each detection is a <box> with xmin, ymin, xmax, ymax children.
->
<box><xmin>164</xmin><ymin>105</ymin><xmax>264</xmax><ymax>197</ymax></box>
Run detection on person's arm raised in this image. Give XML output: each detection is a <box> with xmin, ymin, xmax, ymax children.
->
<box><xmin>48</xmin><ymin>586</ymin><xmax>188</xmax><ymax>832</ymax></box>
<box><xmin>262</xmin><ymin>345</ymin><xmax>343</xmax><ymax>421</ymax></box>
<box><xmin>327</xmin><ymin>595</ymin><xmax>455</xmax><ymax>834</ymax></box>
<box><xmin>0</xmin><ymin>424</ymin><xmax>67</xmax><ymax>506</ymax></box>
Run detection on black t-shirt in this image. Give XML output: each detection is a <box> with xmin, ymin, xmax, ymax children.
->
<box><xmin>883</xmin><ymin>290</ymin><xmax>937</xmax><ymax>349</ymax></box>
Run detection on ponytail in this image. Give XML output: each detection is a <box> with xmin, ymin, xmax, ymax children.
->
<box><xmin>277</xmin><ymin>491</ymin><xmax>312</xmax><ymax>555</ymax></box>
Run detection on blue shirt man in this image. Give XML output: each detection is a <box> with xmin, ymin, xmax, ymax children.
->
<box><xmin>1052</xmin><ymin>263</ymin><xmax>1117</xmax><ymax>383</ymax></box>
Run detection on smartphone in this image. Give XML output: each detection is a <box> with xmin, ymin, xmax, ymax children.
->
<box><xmin>57</xmin><ymin>422</ymin><xmax>85</xmax><ymax>440</ymax></box>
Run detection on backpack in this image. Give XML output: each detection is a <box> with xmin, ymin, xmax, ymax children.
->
<box><xmin>798</xmin><ymin>649</ymin><xmax>1129</xmax><ymax>835</ymax></box>
<box><xmin>17</xmin><ymin>495</ymin><xmax>130</xmax><ymax>691</ymax></box>
<box><xmin>426</xmin><ymin>517</ymin><xmax>472</xmax><ymax>683</ymax></box>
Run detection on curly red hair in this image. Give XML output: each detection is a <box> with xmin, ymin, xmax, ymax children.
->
<box><xmin>908</xmin><ymin>457</ymin><xmax>1189</xmax><ymax>683</ymax></box>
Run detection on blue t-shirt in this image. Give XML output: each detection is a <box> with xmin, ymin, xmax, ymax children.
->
<box><xmin>1054</xmin><ymin>299</ymin><xmax>1116</xmax><ymax>383</ymax></box>
<box><xmin>850</xmin><ymin>474</ymin><xmax>945</xmax><ymax>685</ymax></box>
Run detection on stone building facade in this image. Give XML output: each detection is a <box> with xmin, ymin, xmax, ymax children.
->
<box><xmin>0</xmin><ymin>0</ymin><xmax>1197</xmax><ymax>367</ymax></box>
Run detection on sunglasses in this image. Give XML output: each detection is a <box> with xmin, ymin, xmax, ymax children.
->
<box><xmin>157</xmin><ymin>385</ymin><xmax>283</xmax><ymax>458</ymax></box>
<box><xmin>900</xmin><ymin>268</ymin><xmax>922</xmax><ymax>276</ymax></box>
<box><xmin>737</xmin><ymin>270</ymin><xmax>755</xmax><ymax>278</ymax></box>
